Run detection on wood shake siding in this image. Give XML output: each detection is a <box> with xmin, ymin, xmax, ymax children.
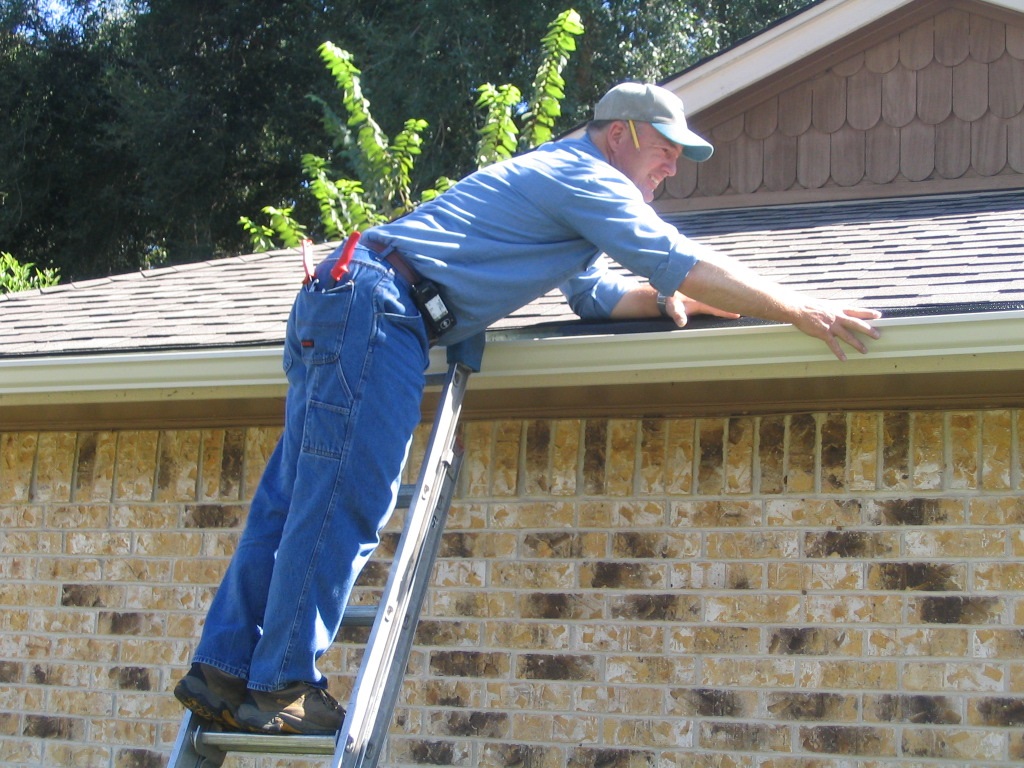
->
<box><xmin>663</xmin><ymin>6</ymin><xmax>1024</xmax><ymax>206</ymax></box>
<box><xmin>3</xmin><ymin>408</ymin><xmax>1024</xmax><ymax>766</ymax></box>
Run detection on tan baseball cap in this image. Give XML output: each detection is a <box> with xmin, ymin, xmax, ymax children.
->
<box><xmin>594</xmin><ymin>82</ymin><xmax>714</xmax><ymax>162</ymax></box>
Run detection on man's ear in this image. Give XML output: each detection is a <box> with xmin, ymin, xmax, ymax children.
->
<box><xmin>606</xmin><ymin>120</ymin><xmax>627</xmax><ymax>148</ymax></box>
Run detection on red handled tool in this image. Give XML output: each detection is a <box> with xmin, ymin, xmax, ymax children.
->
<box><xmin>301</xmin><ymin>239</ymin><xmax>315</xmax><ymax>285</ymax></box>
<box><xmin>330</xmin><ymin>231</ymin><xmax>361</xmax><ymax>281</ymax></box>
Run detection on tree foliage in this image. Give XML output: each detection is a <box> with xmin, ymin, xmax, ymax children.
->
<box><xmin>0</xmin><ymin>0</ymin><xmax>815</xmax><ymax>281</ymax></box>
<box><xmin>1</xmin><ymin>250</ymin><xmax>59</xmax><ymax>293</ymax></box>
<box><xmin>243</xmin><ymin>9</ymin><xmax>584</xmax><ymax>250</ymax></box>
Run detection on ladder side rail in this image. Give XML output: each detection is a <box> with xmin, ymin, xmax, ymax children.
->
<box><xmin>332</xmin><ymin>363</ymin><xmax>469</xmax><ymax>768</ymax></box>
<box><xmin>168</xmin><ymin>710</ymin><xmax>225</xmax><ymax>768</ymax></box>
<box><xmin>356</xmin><ymin>447</ymin><xmax>463</xmax><ymax>768</ymax></box>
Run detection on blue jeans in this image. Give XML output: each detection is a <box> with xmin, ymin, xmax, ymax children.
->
<box><xmin>194</xmin><ymin>246</ymin><xmax>430</xmax><ymax>691</ymax></box>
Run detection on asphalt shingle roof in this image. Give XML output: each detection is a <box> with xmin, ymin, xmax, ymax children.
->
<box><xmin>3</xmin><ymin>189</ymin><xmax>1023</xmax><ymax>357</ymax></box>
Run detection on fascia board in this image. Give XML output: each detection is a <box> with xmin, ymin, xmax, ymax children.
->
<box><xmin>670</xmin><ymin>0</ymin><xmax>912</xmax><ymax>113</ymax></box>
<box><xmin>0</xmin><ymin>312</ymin><xmax>1022</xmax><ymax>405</ymax></box>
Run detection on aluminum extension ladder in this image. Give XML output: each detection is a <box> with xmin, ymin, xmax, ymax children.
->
<box><xmin>168</xmin><ymin>362</ymin><xmax>471</xmax><ymax>768</ymax></box>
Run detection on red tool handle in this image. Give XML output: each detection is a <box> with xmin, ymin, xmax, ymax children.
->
<box><xmin>330</xmin><ymin>231</ymin><xmax>361</xmax><ymax>281</ymax></box>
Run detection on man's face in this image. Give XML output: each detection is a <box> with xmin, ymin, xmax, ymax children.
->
<box><xmin>606</xmin><ymin>120</ymin><xmax>683</xmax><ymax>202</ymax></box>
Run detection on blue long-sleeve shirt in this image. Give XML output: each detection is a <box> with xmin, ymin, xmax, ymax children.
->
<box><xmin>368</xmin><ymin>133</ymin><xmax>716</xmax><ymax>365</ymax></box>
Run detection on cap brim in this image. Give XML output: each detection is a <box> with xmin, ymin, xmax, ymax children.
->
<box><xmin>652</xmin><ymin>123</ymin><xmax>714</xmax><ymax>162</ymax></box>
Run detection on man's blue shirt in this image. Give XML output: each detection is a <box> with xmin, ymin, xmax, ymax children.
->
<box><xmin>369</xmin><ymin>133</ymin><xmax>714</xmax><ymax>355</ymax></box>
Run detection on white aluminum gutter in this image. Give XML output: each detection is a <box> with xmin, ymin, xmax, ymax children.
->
<box><xmin>1</xmin><ymin>312</ymin><xmax>1022</xmax><ymax>407</ymax></box>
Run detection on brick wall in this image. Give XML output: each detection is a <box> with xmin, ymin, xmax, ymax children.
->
<box><xmin>1</xmin><ymin>408</ymin><xmax>1023</xmax><ymax>767</ymax></box>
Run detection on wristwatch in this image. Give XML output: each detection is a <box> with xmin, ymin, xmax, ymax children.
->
<box><xmin>656</xmin><ymin>292</ymin><xmax>671</xmax><ymax>317</ymax></box>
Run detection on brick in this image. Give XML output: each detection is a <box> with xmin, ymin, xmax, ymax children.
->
<box><xmin>882</xmin><ymin>412</ymin><xmax>911</xmax><ymax>489</ymax></box>
<box><xmin>243</xmin><ymin>426</ymin><xmax>280</xmax><ymax>500</ymax></box>
<box><xmin>517</xmin><ymin>592</ymin><xmax>603</xmax><ymax>621</ymax></box>
<box><xmin>867</xmin><ymin>561</ymin><xmax>965</xmax><ymax>591</ymax></box>
<box><xmin>866</xmin><ymin>693</ymin><xmax>961</xmax><ymax>723</ymax></box>
<box><xmin>969</xmin><ymin>495</ymin><xmax>1024</xmax><ymax>525</ymax></box>
<box><xmin>971</xmin><ymin>696</ymin><xmax>1024</xmax><ymax>726</ymax></box>
<box><xmin>866</xmin><ymin>627</ymin><xmax>969</xmax><ymax>658</ymax></box>
<box><xmin>672</xmin><ymin>626</ymin><xmax>759</xmax><ymax>655</ymax></box>
<box><xmin>674</xmin><ymin>500</ymin><xmax>761</xmax><ymax>528</ymax></box>
<box><xmin>553</xmin><ymin>713</ymin><xmax>599</xmax><ymax>743</ymax></box>
<box><xmin>582</xmin><ymin>419</ymin><xmax>608</xmax><ymax>495</ymax></box>
<box><xmin>32</xmin><ymin>432</ymin><xmax>75</xmax><ymax>502</ymax></box>
<box><xmin>460</xmin><ymin>421</ymin><xmax>496</xmax><ymax>498</ymax></box>
<box><xmin>768</xmin><ymin>627</ymin><xmax>861</xmax><ymax>656</ymax></box>
<box><xmin>767</xmin><ymin>691</ymin><xmax>857</xmax><ymax>720</ymax></box>
<box><xmin>664</xmin><ymin>418</ymin><xmax>696</xmax><ymax>495</ymax></box>
<box><xmin>1</xmin><ymin>432</ymin><xmax>37</xmax><ymax>503</ymax></box>
<box><xmin>155</xmin><ymin>430</ymin><xmax>201</xmax><ymax>502</ymax></box>
<box><xmin>73</xmin><ymin>431</ymin><xmax>117</xmax><ymax>502</ymax></box>
<box><xmin>819</xmin><ymin>413</ymin><xmax>846</xmax><ymax>492</ymax></box>
<box><xmin>581</xmin><ymin>561</ymin><xmax>668</xmax><ymax>589</ymax></box>
<box><xmin>114</xmin><ymin>431</ymin><xmax>159</xmax><ymax>501</ymax></box>
<box><xmin>610</xmin><ymin>593</ymin><xmax>700</xmax><ymax>622</ymax></box>
<box><xmin>670</xmin><ymin>687</ymin><xmax>755</xmax><ymax>718</ymax></box>
<box><xmin>758</xmin><ymin>415</ymin><xmax>785</xmax><ymax>494</ymax></box>
<box><xmin>848</xmin><ymin>411</ymin><xmax>880</xmax><ymax>490</ymax></box>
<box><xmin>492</xmin><ymin>421</ymin><xmax>522</xmax><ymax>497</ymax></box>
<box><xmin>706</xmin><ymin>594</ymin><xmax>802</xmax><ymax>624</ymax></box>
<box><xmin>568</xmin><ymin>747</ymin><xmax>656</xmax><ymax>768</ymax></box>
<box><xmin>901</xmin><ymin>727</ymin><xmax>1006</xmax><ymax>761</ymax></box>
<box><xmin>484</xmin><ymin>681</ymin><xmax>572</xmax><ymax>712</ymax></box>
<box><xmin>787</xmin><ymin>413</ymin><xmax>817</xmax><ymax>493</ymax></box>
<box><xmin>700</xmin><ymin>721</ymin><xmax>789</xmax><ymax>752</ymax></box>
<box><xmin>485</xmin><ymin>620</ymin><xmax>570</xmax><ymax>651</ymax></box>
<box><xmin>638</xmin><ymin>419</ymin><xmax>667</xmax><ymax>495</ymax></box>
<box><xmin>904</xmin><ymin>528</ymin><xmax>1006</xmax><ymax>558</ymax></box>
<box><xmin>491</xmin><ymin>501</ymin><xmax>573</xmax><ymax>530</ymax></box>
<box><xmin>766</xmin><ymin>498</ymin><xmax>861</xmax><ymax>527</ymax></box>
<box><xmin>705</xmin><ymin>530</ymin><xmax>799</xmax><ymax>560</ymax></box>
<box><xmin>606</xmin><ymin>419</ymin><xmax>638</xmax><ymax>496</ymax></box>
<box><xmin>696</xmin><ymin>418</ymin><xmax>725</xmax><ymax>494</ymax></box>
<box><xmin>524</xmin><ymin>419</ymin><xmax>553</xmax><ymax>495</ymax></box>
<box><xmin>949</xmin><ymin>411</ymin><xmax>980</xmax><ymax>489</ymax></box>
<box><xmin>603</xmin><ymin>716</ymin><xmax>688</xmax><ymax>747</ymax></box>
<box><xmin>479</xmin><ymin>743</ymin><xmax>563</xmax><ymax>768</ymax></box>
<box><xmin>517</xmin><ymin>653</ymin><xmax>596</xmax><ymax>681</ymax></box>
<box><xmin>799</xmin><ymin>725</ymin><xmax>895</xmax><ymax>756</ymax></box>
<box><xmin>198</xmin><ymin>428</ymin><xmax>245</xmax><ymax>501</ymax></box>
<box><xmin>805</xmin><ymin>529</ymin><xmax>897</xmax><ymax>558</ymax></box>
<box><xmin>428</xmin><ymin>709</ymin><xmax>509</xmax><ymax>738</ymax></box>
<box><xmin>798</xmin><ymin>659</ymin><xmax>898</xmax><ymax>689</ymax></box>
<box><xmin>429</xmin><ymin>651</ymin><xmax>509</xmax><ymax>679</ymax></box>
<box><xmin>911</xmin><ymin>411</ymin><xmax>945</xmax><ymax>489</ymax></box>
<box><xmin>726</xmin><ymin>416</ymin><xmax>756</xmax><ymax>494</ymax></box>
<box><xmin>574</xmin><ymin>685</ymin><xmax>662</xmax><ymax>716</ymax></box>
<box><xmin>702</xmin><ymin>657</ymin><xmax>796</xmax><ymax>687</ymax></box>
<box><xmin>866</xmin><ymin>496</ymin><xmax>964</xmax><ymax>525</ymax></box>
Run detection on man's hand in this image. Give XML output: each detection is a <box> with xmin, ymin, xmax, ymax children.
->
<box><xmin>609</xmin><ymin>285</ymin><xmax>740</xmax><ymax>326</ymax></box>
<box><xmin>790</xmin><ymin>301</ymin><xmax>882</xmax><ymax>361</ymax></box>
<box><xmin>662</xmin><ymin>292</ymin><xmax>740</xmax><ymax>327</ymax></box>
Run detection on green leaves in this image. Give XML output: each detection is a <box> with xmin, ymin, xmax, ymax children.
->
<box><xmin>520</xmin><ymin>9</ymin><xmax>584</xmax><ymax>150</ymax></box>
<box><xmin>242</xmin><ymin>9</ymin><xmax>584</xmax><ymax>252</ymax></box>
<box><xmin>0</xmin><ymin>251</ymin><xmax>60</xmax><ymax>294</ymax></box>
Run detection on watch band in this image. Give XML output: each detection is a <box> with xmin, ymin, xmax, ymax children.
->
<box><xmin>656</xmin><ymin>292</ymin><xmax>671</xmax><ymax>317</ymax></box>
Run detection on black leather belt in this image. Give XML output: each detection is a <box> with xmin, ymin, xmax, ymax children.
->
<box><xmin>364</xmin><ymin>240</ymin><xmax>420</xmax><ymax>285</ymax></box>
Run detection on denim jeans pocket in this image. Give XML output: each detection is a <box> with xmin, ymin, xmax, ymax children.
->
<box><xmin>293</xmin><ymin>283</ymin><xmax>364</xmax><ymax>460</ymax></box>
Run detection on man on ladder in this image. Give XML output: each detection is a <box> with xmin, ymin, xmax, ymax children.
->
<box><xmin>173</xmin><ymin>82</ymin><xmax>881</xmax><ymax>737</ymax></box>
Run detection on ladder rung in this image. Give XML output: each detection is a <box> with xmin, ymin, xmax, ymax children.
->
<box><xmin>397</xmin><ymin>484</ymin><xmax>413</xmax><ymax>509</ymax></box>
<box><xmin>197</xmin><ymin>728</ymin><xmax>336</xmax><ymax>756</ymax></box>
<box><xmin>340</xmin><ymin>605</ymin><xmax>376</xmax><ymax>627</ymax></box>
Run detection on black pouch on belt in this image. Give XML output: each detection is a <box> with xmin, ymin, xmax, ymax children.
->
<box><xmin>410</xmin><ymin>279</ymin><xmax>457</xmax><ymax>338</ymax></box>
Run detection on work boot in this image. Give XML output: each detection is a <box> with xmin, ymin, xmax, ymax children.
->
<box><xmin>173</xmin><ymin>662</ymin><xmax>248</xmax><ymax>730</ymax></box>
<box><xmin>236</xmin><ymin>681</ymin><xmax>346</xmax><ymax>735</ymax></box>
